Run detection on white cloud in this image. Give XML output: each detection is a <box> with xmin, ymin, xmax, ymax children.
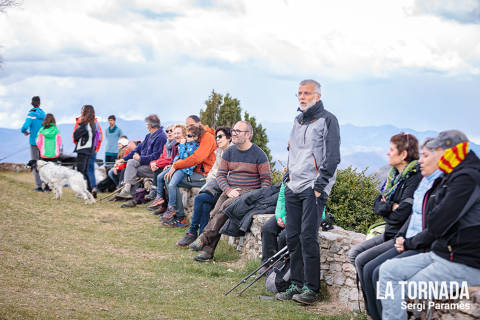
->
<box><xmin>0</xmin><ymin>0</ymin><xmax>479</xmax><ymax>134</ymax></box>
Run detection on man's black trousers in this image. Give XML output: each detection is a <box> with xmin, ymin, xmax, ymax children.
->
<box><xmin>285</xmin><ymin>186</ymin><xmax>327</xmax><ymax>293</ymax></box>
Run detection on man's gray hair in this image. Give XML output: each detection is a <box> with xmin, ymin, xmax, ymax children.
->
<box><xmin>145</xmin><ymin>114</ymin><xmax>161</xmax><ymax>128</ymax></box>
<box><xmin>299</xmin><ymin>79</ymin><xmax>321</xmax><ymax>94</ymax></box>
<box><xmin>237</xmin><ymin>120</ymin><xmax>253</xmax><ymax>136</ymax></box>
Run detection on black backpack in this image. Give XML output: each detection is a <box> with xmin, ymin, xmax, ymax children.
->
<box><xmin>265</xmin><ymin>259</ymin><xmax>291</xmax><ymax>293</ymax></box>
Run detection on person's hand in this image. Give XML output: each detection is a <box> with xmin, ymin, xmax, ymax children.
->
<box><xmin>381</xmin><ymin>196</ymin><xmax>387</xmax><ymax>202</ymax></box>
<box><xmin>277</xmin><ymin>217</ymin><xmax>285</xmax><ymax>228</ymax></box>
<box><xmin>113</xmin><ymin>167</ymin><xmax>118</xmax><ymax>175</ymax></box>
<box><xmin>150</xmin><ymin>162</ymin><xmax>158</xmax><ymax>171</ymax></box>
<box><xmin>24</xmin><ymin>132</ymin><xmax>30</xmax><ymax>136</ymax></box>
<box><xmin>164</xmin><ymin>166</ymin><xmax>176</xmax><ymax>180</ymax></box>
<box><xmin>314</xmin><ymin>190</ymin><xmax>321</xmax><ymax>198</ymax></box>
<box><xmin>115</xmin><ymin>159</ymin><xmax>124</xmax><ymax>165</ymax></box>
<box><xmin>392</xmin><ymin>203</ymin><xmax>399</xmax><ymax>211</ymax></box>
<box><xmin>394</xmin><ymin>236</ymin><xmax>405</xmax><ymax>253</ymax></box>
<box><xmin>133</xmin><ymin>153</ymin><xmax>140</xmax><ymax>161</ymax></box>
<box><xmin>227</xmin><ymin>188</ymin><xmax>241</xmax><ymax>198</ymax></box>
<box><xmin>180</xmin><ymin>138</ymin><xmax>186</xmax><ymax>144</ymax></box>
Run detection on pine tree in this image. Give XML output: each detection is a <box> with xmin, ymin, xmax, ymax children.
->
<box><xmin>243</xmin><ymin>111</ymin><xmax>273</xmax><ymax>165</ymax></box>
<box><xmin>200</xmin><ymin>90</ymin><xmax>222</xmax><ymax>128</ymax></box>
<box><xmin>216</xmin><ymin>93</ymin><xmax>242</xmax><ymax>128</ymax></box>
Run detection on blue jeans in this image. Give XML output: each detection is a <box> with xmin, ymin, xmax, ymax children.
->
<box><xmin>188</xmin><ymin>192</ymin><xmax>215</xmax><ymax>236</ymax></box>
<box><xmin>379</xmin><ymin>251</ymin><xmax>480</xmax><ymax>320</ymax></box>
<box><xmin>157</xmin><ymin>170</ymin><xmax>186</xmax><ymax>208</ymax></box>
<box><xmin>88</xmin><ymin>152</ymin><xmax>97</xmax><ymax>189</ymax></box>
<box><xmin>108</xmin><ymin>168</ymin><xmax>119</xmax><ymax>186</ymax></box>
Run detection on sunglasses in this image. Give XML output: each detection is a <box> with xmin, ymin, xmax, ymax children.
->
<box><xmin>216</xmin><ymin>134</ymin><xmax>225</xmax><ymax>140</ymax></box>
<box><xmin>186</xmin><ymin>134</ymin><xmax>196</xmax><ymax>138</ymax></box>
<box><xmin>166</xmin><ymin>129</ymin><xmax>173</xmax><ymax>133</ymax></box>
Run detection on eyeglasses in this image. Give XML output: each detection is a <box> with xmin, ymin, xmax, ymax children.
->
<box><xmin>296</xmin><ymin>91</ymin><xmax>315</xmax><ymax>97</ymax></box>
<box><xmin>166</xmin><ymin>129</ymin><xmax>173</xmax><ymax>133</ymax></box>
<box><xmin>186</xmin><ymin>134</ymin><xmax>196</xmax><ymax>138</ymax></box>
<box><xmin>232</xmin><ymin>129</ymin><xmax>249</xmax><ymax>135</ymax></box>
<box><xmin>216</xmin><ymin>134</ymin><xmax>225</xmax><ymax>140</ymax></box>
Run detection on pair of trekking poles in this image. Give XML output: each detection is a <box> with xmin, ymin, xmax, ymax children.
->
<box><xmin>224</xmin><ymin>214</ymin><xmax>334</xmax><ymax>297</ymax></box>
<box><xmin>224</xmin><ymin>245</ymin><xmax>289</xmax><ymax>297</ymax></box>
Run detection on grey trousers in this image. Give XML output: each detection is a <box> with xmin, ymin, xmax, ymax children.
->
<box><xmin>379</xmin><ymin>252</ymin><xmax>480</xmax><ymax>320</ymax></box>
<box><xmin>123</xmin><ymin>159</ymin><xmax>154</xmax><ymax>193</ymax></box>
<box><xmin>30</xmin><ymin>145</ymin><xmax>42</xmax><ymax>188</ymax></box>
<box><xmin>348</xmin><ymin>234</ymin><xmax>393</xmax><ymax>286</ymax></box>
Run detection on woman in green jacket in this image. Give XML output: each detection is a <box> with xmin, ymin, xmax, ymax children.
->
<box><xmin>36</xmin><ymin>113</ymin><xmax>62</xmax><ymax>162</ymax></box>
<box><xmin>261</xmin><ymin>182</ymin><xmax>287</xmax><ymax>264</ymax></box>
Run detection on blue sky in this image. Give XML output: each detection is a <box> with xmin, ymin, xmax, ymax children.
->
<box><xmin>0</xmin><ymin>0</ymin><xmax>479</xmax><ymax>142</ymax></box>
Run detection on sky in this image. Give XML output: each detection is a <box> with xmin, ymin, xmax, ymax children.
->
<box><xmin>0</xmin><ymin>0</ymin><xmax>479</xmax><ymax>142</ymax></box>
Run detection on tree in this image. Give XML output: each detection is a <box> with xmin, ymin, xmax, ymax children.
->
<box><xmin>243</xmin><ymin>111</ymin><xmax>272</xmax><ymax>165</ymax></box>
<box><xmin>200</xmin><ymin>90</ymin><xmax>222</xmax><ymax>128</ymax></box>
<box><xmin>216</xmin><ymin>93</ymin><xmax>241</xmax><ymax>128</ymax></box>
<box><xmin>326</xmin><ymin>167</ymin><xmax>380</xmax><ymax>234</ymax></box>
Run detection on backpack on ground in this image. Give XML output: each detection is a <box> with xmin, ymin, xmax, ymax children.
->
<box><xmin>265</xmin><ymin>259</ymin><xmax>291</xmax><ymax>293</ymax></box>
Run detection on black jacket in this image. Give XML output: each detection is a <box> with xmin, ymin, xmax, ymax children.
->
<box><xmin>220</xmin><ymin>184</ymin><xmax>281</xmax><ymax>237</ymax></box>
<box><xmin>428</xmin><ymin>151</ymin><xmax>480</xmax><ymax>269</ymax></box>
<box><xmin>374</xmin><ymin>164</ymin><xmax>422</xmax><ymax>240</ymax></box>
<box><xmin>73</xmin><ymin>122</ymin><xmax>97</xmax><ymax>155</ymax></box>
<box><xmin>396</xmin><ymin>177</ymin><xmax>443</xmax><ymax>251</ymax></box>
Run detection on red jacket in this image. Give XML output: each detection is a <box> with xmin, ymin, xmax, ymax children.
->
<box><xmin>150</xmin><ymin>143</ymin><xmax>178</xmax><ymax>169</ymax></box>
<box><xmin>73</xmin><ymin>117</ymin><xmax>103</xmax><ymax>153</ymax></box>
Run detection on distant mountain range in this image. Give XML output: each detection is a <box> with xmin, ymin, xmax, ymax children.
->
<box><xmin>2</xmin><ymin>120</ymin><xmax>479</xmax><ymax>177</ymax></box>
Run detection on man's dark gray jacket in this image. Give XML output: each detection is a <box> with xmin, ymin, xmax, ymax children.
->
<box><xmin>286</xmin><ymin>100</ymin><xmax>340</xmax><ymax>195</ymax></box>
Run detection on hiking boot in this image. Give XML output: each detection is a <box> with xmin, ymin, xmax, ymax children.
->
<box><xmin>162</xmin><ymin>206</ymin><xmax>176</xmax><ymax>221</ymax></box>
<box><xmin>176</xmin><ymin>232</ymin><xmax>197</xmax><ymax>248</ymax></box>
<box><xmin>162</xmin><ymin>217</ymin><xmax>189</xmax><ymax>228</ymax></box>
<box><xmin>152</xmin><ymin>207</ymin><xmax>165</xmax><ymax>216</ymax></box>
<box><xmin>33</xmin><ymin>187</ymin><xmax>44</xmax><ymax>192</ymax></box>
<box><xmin>116</xmin><ymin>188</ymin><xmax>133</xmax><ymax>199</ymax></box>
<box><xmin>44</xmin><ymin>185</ymin><xmax>51</xmax><ymax>192</ymax></box>
<box><xmin>121</xmin><ymin>199</ymin><xmax>137</xmax><ymax>208</ymax></box>
<box><xmin>194</xmin><ymin>251</ymin><xmax>213</xmax><ymax>262</ymax></box>
<box><xmin>144</xmin><ymin>188</ymin><xmax>157</xmax><ymax>201</ymax></box>
<box><xmin>275</xmin><ymin>283</ymin><xmax>302</xmax><ymax>301</ymax></box>
<box><xmin>292</xmin><ymin>286</ymin><xmax>320</xmax><ymax>305</ymax></box>
<box><xmin>189</xmin><ymin>238</ymin><xmax>204</xmax><ymax>252</ymax></box>
<box><xmin>147</xmin><ymin>196</ymin><xmax>165</xmax><ymax>211</ymax></box>
<box><xmin>91</xmin><ymin>188</ymin><xmax>97</xmax><ymax>199</ymax></box>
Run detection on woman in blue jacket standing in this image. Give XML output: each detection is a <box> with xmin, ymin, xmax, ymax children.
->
<box><xmin>21</xmin><ymin>96</ymin><xmax>46</xmax><ymax>192</ymax></box>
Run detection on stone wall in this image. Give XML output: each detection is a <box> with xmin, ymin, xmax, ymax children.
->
<box><xmin>222</xmin><ymin>213</ymin><xmax>365</xmax><ymax>311</ymax></box>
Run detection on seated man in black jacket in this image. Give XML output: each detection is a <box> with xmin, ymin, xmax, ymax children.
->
<box><xmin>378</xmin><ymin>130</ymin><xmax>480</xmax><ymax>320</ymax></box>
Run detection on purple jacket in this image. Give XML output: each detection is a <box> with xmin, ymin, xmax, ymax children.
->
<box><xmin>123</xmin><ymin>128</ymin><xmax>167</xmax><ymax>165</ymax></box>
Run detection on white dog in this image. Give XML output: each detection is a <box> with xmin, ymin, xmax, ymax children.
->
<box><xmin>27</xmin><ymin>160</ymin><xmax>96</xmax><ymax>204</ymax></box>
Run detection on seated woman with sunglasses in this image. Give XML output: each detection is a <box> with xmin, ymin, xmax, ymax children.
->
<box><xmin>154</xmin><ymin>124</ymin><xmax>204</xmax><ymax>224</ymax></box>
<box><xmin>146</xmin><ymin>124</ymin><xmax>177</xmax><ymax>201</ymax></box>
<box><xmin>347</xmin><ymin>133</ymin><xmax>422</xmax><ymax>312</ymax></box>
<box><xmin>177</xmin><ymin>126</ymin><xmax>232</xmax><ymax>248</ymax></box>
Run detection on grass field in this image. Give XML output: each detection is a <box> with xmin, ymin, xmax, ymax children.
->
<box><xmin>0</xmin><ymin>171</ymin><xmax>365</xmax><ymax>319</ymax></box>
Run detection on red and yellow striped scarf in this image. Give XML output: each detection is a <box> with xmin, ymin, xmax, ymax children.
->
<box><xmin>438</xmin><ymin>141</ymin><xmax>469</xmax><ymax>174</ymax></box>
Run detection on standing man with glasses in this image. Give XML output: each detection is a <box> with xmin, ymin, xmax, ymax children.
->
<box><xmin>191</xmin><ymin>120</ymin><xmax>272</xmax><ymax>262</ymax></box>
<box><xmin>276</xmin><ymin>79</ymin><xmax>340</xmax><ymax>304</ymax></box>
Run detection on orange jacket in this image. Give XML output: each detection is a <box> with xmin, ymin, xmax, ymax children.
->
<box><xmin>173</xmin><ymin>125</ymin><xmax>217</xmax><ymax>176</ymax></box>
<box><xmin>73</xmin><ymin>117</ymin><xmax>103</xmax><ymax>153</ymax></box>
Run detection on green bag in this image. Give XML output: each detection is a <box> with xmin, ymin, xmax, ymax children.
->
<box><xmin>366</xmin><ymin>221</ymin><xmax>386</xmax><ymax>240</ymax></box>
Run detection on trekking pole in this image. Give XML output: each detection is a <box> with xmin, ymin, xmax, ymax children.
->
<box><xmin>98</xmin><ymin>185</ymin><xmax>123</xmax><ymax>201</ymax></box>
<box><xmin>236</xmin><ymin>249</ymin><xmax>289</xmax><ymax>296</ymax></box>
<box><xmin>224</xmin><ymin>246</ymin><xmax>288</xmax><ymax>296</ymax></box>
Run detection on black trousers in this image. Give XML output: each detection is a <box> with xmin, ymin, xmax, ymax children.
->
<box><xmin>285</xmin><ymin>186</ymin><xmax>326</xmax><ymax>292</ymax></box>
<box><xmin>362</xmin><ymin>248</ymin><xmax>420</xmax><ymax>320</ymax></box>
<box><xmin>261</xmin><ymin>215</ymin><xmax>287</xmax><ymax>264</ymax></box>
<box><xmin>76</xmin><ymin>153</ymin><xmax>92</xmax><ymax>191</ymax></box>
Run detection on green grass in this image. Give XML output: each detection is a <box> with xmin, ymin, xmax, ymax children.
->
<box><xmin>0</xmin><ymin>171</ymin><xmax>365</xmax><ymax>319</ymax></box>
